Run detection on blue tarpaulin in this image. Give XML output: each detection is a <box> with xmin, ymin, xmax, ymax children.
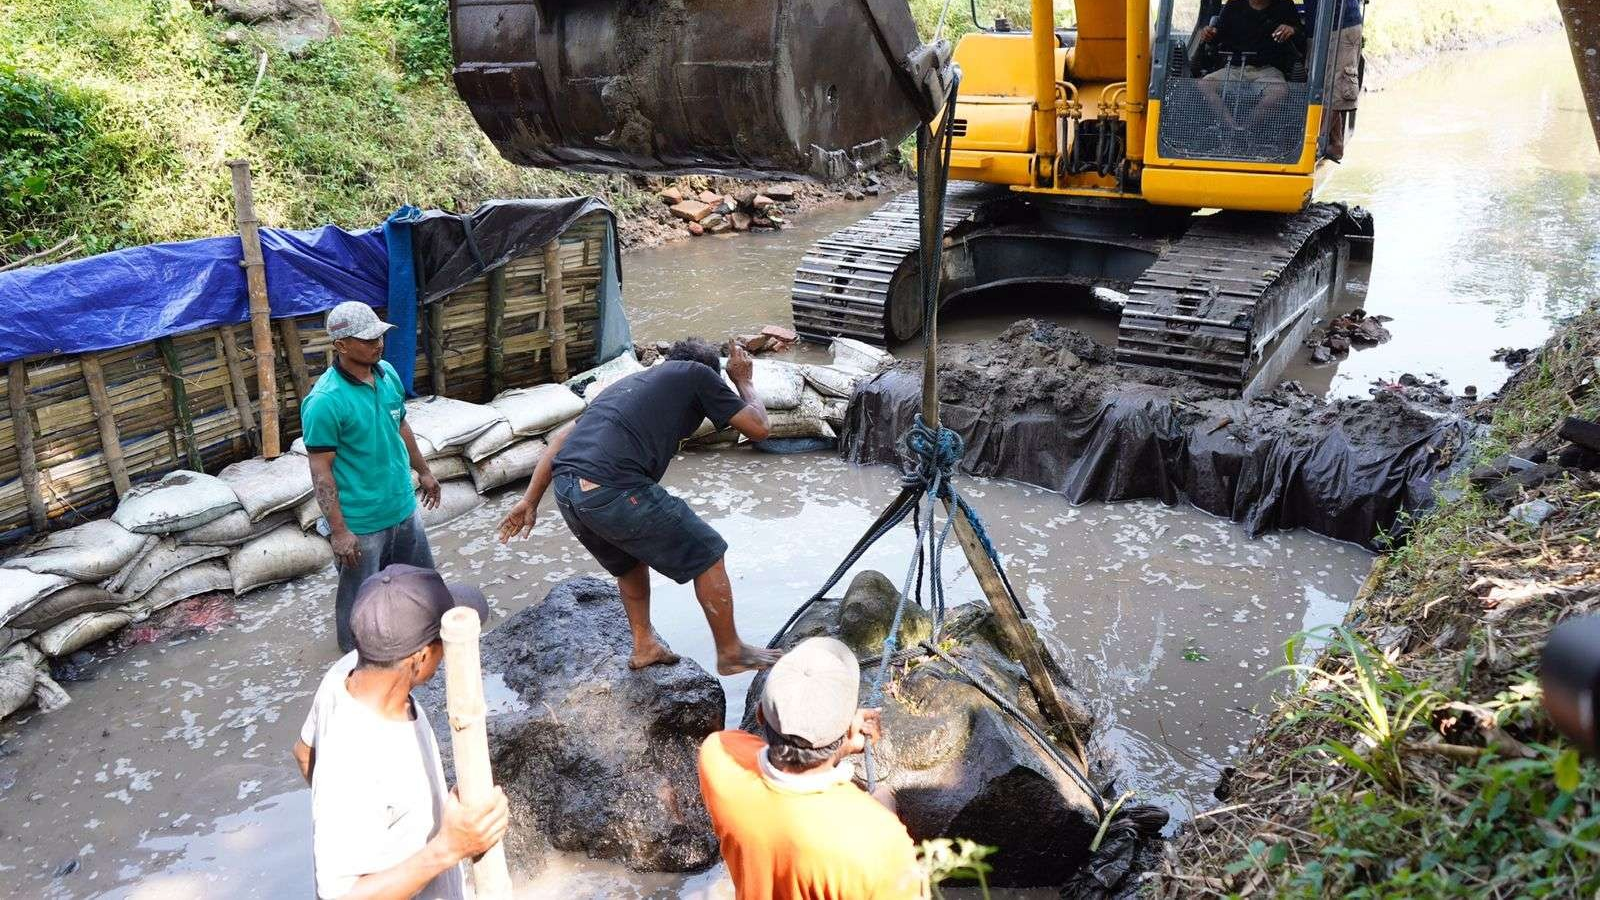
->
<box><xmin>0</xmin><ymin>224</ymin><xmax>388</xmax><ymax>363</ymax></box>
<box><xmin>0</xmin><ymin>198</ymin><xmax>630</xmax><ymax>372</ymax></box>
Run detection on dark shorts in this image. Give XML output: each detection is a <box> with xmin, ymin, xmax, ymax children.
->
<box><xmin>553</xmin><ymin>472</ymin><xmax>728</xmax><ymax>583</ymax></box>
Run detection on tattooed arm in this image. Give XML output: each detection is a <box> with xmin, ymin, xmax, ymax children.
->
<box><xmin>309</xmin><ymin>451</ymin><xmax>359</xmax><ymax>568</ymax></box>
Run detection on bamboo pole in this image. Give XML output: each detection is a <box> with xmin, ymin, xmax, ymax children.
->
<box><xmin>158</xmin><ymin>338</ymin><xmax>204</xmax><ymax>472</ymax></box>
<box><xmin>7</xmin><ymin>361</ymin><xmax>49</xmax><ymax>530</ymax></box>
<box><xmin>543</xmin><ymin>240</ymin><xmax>568</xmax><ymax>382</ymax></box>
<box><xmin>485</xmin><ymin>267</ymin><xmax>507</xmax><ymax>400</ymax></box>
<box><xmin>440</xmin><ymin>607</ymin><xmax>513</xmax><ymax>899</ymax></box>
<box><xmin>227</xmin><ymin>159</ymin><xmax>280</xmax><ymax>458</ymax></box>
<box><xmin>427</xmin><ymin>300</ymin><xmax>447</xmax><ymax>397</ymax></box>
<box><xmin>277</xmin><ymin>317</ymin><xmax>312</xmax><ymax>408</ymax></box>
<box><xmin>218</xmin><ymin>327</ymin><xmax>258</xmax><ymax>449</ymax></box>
<box><xmin>80</xmin><ymin>354</ymin><xmax>131</xmax><ymax>496</ymax></box>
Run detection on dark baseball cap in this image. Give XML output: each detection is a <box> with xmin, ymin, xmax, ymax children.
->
<box><xmin>350</xmin><ymin>564</ymin><xmax>489</xmax><ymax>662</ymax></box>
<box><xmin>759</xmin><ymin>637</ymin><xmax>861</xmax><ymax>748</ymax></box>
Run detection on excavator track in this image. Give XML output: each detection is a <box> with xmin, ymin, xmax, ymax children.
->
<box><xmin>791</xmin><ymin>183</ymin><xmax>999</xmax><ymax>344</ymax></box>
<box><xmin>1115</xmin><ymin>203</ymin><xmax>1352</xmax><ymax>395</ymax></box>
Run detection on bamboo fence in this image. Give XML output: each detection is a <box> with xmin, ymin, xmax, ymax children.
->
<box><xmin>0</xmin><ymin>213</ymin><xmax>610</xmax><ymax>542</ymax></box>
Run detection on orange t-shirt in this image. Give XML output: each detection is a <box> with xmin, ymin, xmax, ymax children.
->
<box><xmin>697</xmin><ymin>730</ymin><xmax>922</xmax><ymax>900</ymax></box>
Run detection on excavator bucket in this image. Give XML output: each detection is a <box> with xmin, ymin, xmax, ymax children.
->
<box><xmin>449</xmin><ymin>0</ymin><xmax>951</xmax><ymax>180</ymax></box>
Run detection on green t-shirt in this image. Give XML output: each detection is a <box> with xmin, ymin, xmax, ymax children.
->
<box><xmin>300</xmin><ymin>360</ymin><xmax>416</xmax><ymax>535</ymax></box>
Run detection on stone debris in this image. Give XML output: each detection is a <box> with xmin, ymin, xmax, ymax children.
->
<box><xmin>669</xmin><ymin>199</ymin><xmax>713</xmax><ymax>223</ymax></box>
<box><xmin>1305</xmin><ymin>307</ymin><xmax>1392</xmax><ymax>363</ymax></box>
<box><xmin>1492</xmin><ymin>346</ymin><xmax>1533</xmax><ymax>368</ymax></box>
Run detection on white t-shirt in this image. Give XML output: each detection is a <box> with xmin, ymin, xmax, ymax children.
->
<box><xmin>301</xmin><ymin>652</ymin><xmax>466</xmax><ymax>900</ymax></box>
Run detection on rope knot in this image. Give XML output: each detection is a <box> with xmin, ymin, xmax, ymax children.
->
<box><xmin>900</xmin><ymin>415</ymin><xmax>963</xmax><ymax>494</ymax></box>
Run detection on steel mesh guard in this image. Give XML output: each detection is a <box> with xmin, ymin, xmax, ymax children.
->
<box><xmin>1157</xmin><ymin>74</ymin><xmax>1310</xmax><ymax>165</ymax></box>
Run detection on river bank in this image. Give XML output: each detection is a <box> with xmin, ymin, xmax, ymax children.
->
<box><xmin>1154</xmin><ymin>307</ymin><xmax>1600</xmax><ymax>896</ymax></box>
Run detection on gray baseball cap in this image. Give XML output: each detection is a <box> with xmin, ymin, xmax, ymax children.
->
<box><xmin>759</xmin><ymin>637</ymin><xmax>861</xmax><ymax>748</ymax></box>
<box><xmin>325</xmin><ymin>301</ymin><xmax>396</xmax><ymax>341</ymax></box>
<box><xmin>350</xmin><ymin>564</ymin><xmax>489</xmax><ymax>662</ymax></box>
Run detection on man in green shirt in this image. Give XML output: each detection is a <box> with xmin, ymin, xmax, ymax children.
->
<box><xmin>302</xmin><ymin>301</ymin><xmax>442</xmax><ymax>652</ymax></box>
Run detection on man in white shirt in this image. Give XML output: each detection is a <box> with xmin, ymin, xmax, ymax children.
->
<box><xmin>292</xmin><ymin>564</ymin><xmax>508</xmax><ymax>900</ymax></box>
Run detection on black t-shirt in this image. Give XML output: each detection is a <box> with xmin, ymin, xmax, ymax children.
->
<box><xmin>553</xmin><ymin>360</ymin><xmax>750</xmax><ymax>487</ymax></box>
<box><xmin>1215</xmin><ymin>0</ymin><xmax>1304</xmax><ymax>76</ymax></box>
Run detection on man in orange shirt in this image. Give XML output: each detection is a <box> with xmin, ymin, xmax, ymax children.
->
<box><xmin>698</xmin><ymin>637</ymin><xmax>923</xmax><ymax>900</ymax></box>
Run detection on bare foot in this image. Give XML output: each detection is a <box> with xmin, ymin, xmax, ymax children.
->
<box><xmin>629</xmin><ymin>637</ymin><xmax>681</xmax><ymax>670</ymax></box>
<box><xmin>716</xmin><ymin>643</ymin><xmax>783</xmax><ymax>676</ymax></box>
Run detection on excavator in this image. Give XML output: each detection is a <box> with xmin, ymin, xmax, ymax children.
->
<box><xmin>449</xmin><ymin>1</ymin><xmax>1363</xmax><ymax>395</ymax></box>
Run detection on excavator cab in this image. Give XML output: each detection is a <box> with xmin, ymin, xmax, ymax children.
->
<box><xmin>448</xmin><ymin>0</ymin><xmax>952</xmax><ymax>180</ymax></box>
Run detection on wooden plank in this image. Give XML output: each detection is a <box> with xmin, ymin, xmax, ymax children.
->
<box><xmin>7</xmin><ymin>361</ymin><xmax>48</xmax><ymax>531</ymax></box>
<box><xmin>428</xmin><ymin>299</ymin><xmax>447</xmax><ymax>396</ymax></box>
<box><xmin>158</xmin><ymin>337</ymin><xmax>204</xmax><ymax>472</ymax></box>
<box><xmin>218</xmin><ymin>326</ymin><xmax>258</xmax><ymax>450</ymax></box>
<box><xmin>228</xmin><ymin>160</ymin><xmax>279</xmax><ymax>457</ymax></box>
<box><xmin>79</xmin><ymin>354</ymin><xmax>131</xmax><ymax>496</ymax></box>
<box><xmin>277</xmin><ymin>317</ymin><xmax>312</xmax><ymax>405</ymax></box>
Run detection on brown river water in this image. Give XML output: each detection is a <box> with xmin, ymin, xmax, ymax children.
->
<box><xmin>0</xmin><ymin>32</ymin><xmax>1594</xmax><ymax>900</ymax></box>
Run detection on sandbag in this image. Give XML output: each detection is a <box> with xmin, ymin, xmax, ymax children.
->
<box><xmin>567</xmin><ymin>351</ymin><xmax>644</xmax><ymax>399</ymax></box>
<box><xmin>489</xmin><ymin>383</ymin><xmax>587</xmax><ymax>436</ymax></box>
<box><xmin>820</xmin><ymin>395</ymin><xmax>850</xmax><ymax>428</ymax></box>
<box><xmin>0</xmin><ymin>643</ymin><xmax>41</xmax><ymax>719</ymax></box>
<box><xmin>218</xmin><ymin>454</ymin><xmax>316</xmax><ymax>522</ymax></box>
<box><xmin>830</xmin><ymin>337</ymin><xmax>893</xmax><ymax>373</ymax></box>
<box><xmin>177</xmin><ymin>509</ymin><xmax>294</xmax><ymax>547</ymax></box>
<box><xmin>765</xmin><ymin>393</ymin><xmax>837</xmax><ymax>440</ymax></box>
<box><xmin>463</xmin><ymin>421</ymin><xmax>517</xmax><ymax>463</ymax></box>
<box><xmin>34</xmin><ymin>610</ymin><xmax>134</xmax><ymax>657</ymax></box>
<box><xmin>802</xmin><ymin>364</ymin><xmax>864</xmax><ymax>399</ymax></box>
<box><xmin>420</xmin><ymin>479</ymin><xmax>485</xmax><ymax>528</ymax></box>
<box><xmin>1</xmin><ymin>520</ymin><xmax>147</xmax><ymax>582</ymax></box>
<box><xmin>102</xmin><ymin>534</ymin><xmax>161</xmax><ymax>593</ymax></box>
<box><xmin>295</xmin><ymin>495</ymin><xmax>323</xmax><ymax>531</ymax></box>
<box><xmin>9</xmin><ymin>583</ymin><xmax>125</xmax><ymax>632</ymax></box>
<box><xmin>230</xmin><ymin>525</ymin><xmax>335</xmax><ymax>595</ymax></box>
<box><xmin>428</xmin><ymin>454</ymin><xmax>471</xmax><ymax>481</ymax></box>
<box><xmin>118</xmin><ymin>539</ymin><xmax>230</xmax><ymax>603</ymax></box>
<box><xmin>124</xmin><ymin>561</ymin><xmax>233</xmax><ymax>620</ymax></box>
<box><xmin>112</xmin><ymin>470</ymin><xmax>242</xmax><ymax>534</ymax></box>
<box><xmin>469</xmin><ymin>439</ymin><xmax>546</xmax><ymax>493</ymax></box>
<box><xmin>0</xmin><ymin>570</ymin><xmax>72</xmax><ymax>629</ymax></box>
<box><xmin>405</xmin><ymin>397</ymin><xmax>506</xmax><ymax>458</ymax></box>
<box><xmin>33</xmin><ymin>671</ymin><xmax>71</xmax><ymax>713</ymax></box>
<box><xmin>724</xmin><ymin>359</ymin><xmax>805</xmax><ymax>410</ymax></box>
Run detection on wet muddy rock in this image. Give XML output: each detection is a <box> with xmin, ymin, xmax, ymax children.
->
<box><xmin>418</xmin><ymin>577</ymin><xmax>724</xmax><ymax>874</ymax></box>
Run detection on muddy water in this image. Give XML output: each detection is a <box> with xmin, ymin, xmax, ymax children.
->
<box><xmin>0</xmin><ymin>453</ymin><xmax>1367</xmax><ymax>898</ymax></box>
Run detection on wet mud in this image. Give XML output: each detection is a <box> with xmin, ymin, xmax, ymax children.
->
<box><xmin>847</xmin><ymin>320</ymin><xmax>1475</xmax><ymax>548</ymax></box>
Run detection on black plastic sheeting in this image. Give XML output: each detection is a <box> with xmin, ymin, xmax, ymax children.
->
<box><xmin>842</xmin><ymin>370</ymin><xmax>1478</xmax><ymax>548</ymax></box>
<box><xmin>411</xmin><ymin>197</ymin><xmax>621</xmax><ymax>303</ymax></box>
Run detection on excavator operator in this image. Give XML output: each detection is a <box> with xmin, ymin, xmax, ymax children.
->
<box><xmin>1197</xmin><ymin>0</ymin><xmax>1306</xmax><ymax>130</ymax></box>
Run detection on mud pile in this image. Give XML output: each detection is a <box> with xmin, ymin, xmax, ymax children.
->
<box><xmin>844</xmin><ymin>321</ymin><xmax>1476</xmax><ymax>547</ymax></box>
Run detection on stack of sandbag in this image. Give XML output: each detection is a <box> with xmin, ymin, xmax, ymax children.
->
<box><xmin>684</xmin><ymin>339</ymin><xmax>891</xmax><ymax>450</ymax></box>
<box><xmin>568</xmin><ymin>351</ymin><xmax>644</xmax><ymax>400</ymax></box>
<box><xmin>401</xmin><ymin>396</ymin><xmax>508</xmax><ymax>527</ymax></box>
<box><xmin>471</xmin><ymin>383</ymin><xmax>585</xmax><ymax>492</ymax></box>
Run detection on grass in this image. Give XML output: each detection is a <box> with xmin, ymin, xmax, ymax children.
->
<box><xmin>1363</xmin><ymin>0</ymin><xmax>1561</xmax><ymax>64</ymax></box>
<box><xmin>1159</xmin><ymin>308</ymin><xmax>1600</xmax><ymax>897</ymax></box>
<box><xmin>0</xmin><ymin>0</ymin><xmax>644</xmax><ymax>264</ymax></box>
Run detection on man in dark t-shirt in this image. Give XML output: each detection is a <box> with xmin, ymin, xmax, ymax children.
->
<box><xmin>496</xmin><ymin>337</ymin><xmax>783</xmax><ymax>675</ymax></box>
<box><xmin>1197</xmin><ymin>0</ymin><xmax>1304</xmax><ymax>128</ymax></box>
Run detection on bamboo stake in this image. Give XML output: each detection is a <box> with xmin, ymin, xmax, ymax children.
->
<box><xmin>80</xmin><ymin>354</ymin><xmax>131</xmax><ymax>496</ymax></box>
<box><xmin>427</xmin><ymin>300</ymin><xmax>447</xmax><ymax>397</ymax></box>
<box><xmin>485</xmin><ymin>267</ymin><xmax>507</xmax><ymax>400</ymax></box>
<box><xmin>228</xmin><ymin>159</ymin><xmax>280</xmax><ymax>458</ymax></box>
<box><xmin>440</xmin><ymin>607</ymin><xmax>513</xmax><ymax>899</ymax></box>
<box><xmin>158</xmin><ymin>338</ymin><xmax>204</xmax><ymax>472</ymax></box>
<box><xmin>7</xmin><ymin>361</ymin><xmax>49</xmax><ymax>530</ymax></box>
<box><xmin>543</xmin><ymin>240</ymin><xmax>568</xmax><ymax>382</ymax></box>
<box><xmin>218</xmin><ymin>327</ymin><xmax>258</xmax><ymax>449</ymax></box>
<box><xmin>277</xmin><ymin>317</ymin><xmax>312</xmax><ymax>408</ymax></box>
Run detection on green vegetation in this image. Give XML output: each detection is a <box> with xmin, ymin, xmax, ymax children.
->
<box><xmin>0</xmin><ymin>0</ymin><xmax>636</xmax><ymax>264</ymax></box>
<box><xmin>1166</xmin><ymin>310</ymin><xmax>1600</xmax><ymax>897</ymax></box>
<box><xmin>1364</xmin><ymin>0</ymin><xmax>1560</xmax><ymax>64</ymax></box>
<box><xmin>918</xmin><ymin>837</ymin><xmax>998</xmax><ymax>898</ymax></box>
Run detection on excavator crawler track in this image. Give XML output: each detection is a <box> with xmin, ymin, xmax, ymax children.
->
<box><xmin>791</xmin><ymin>183</ymin><xmax>999</xmax><ymax>344</ymax></box>
<box><xmin>1116</xmin><ymin>203</ymin><xmax>1352</xmax><ymax>395</ymax></box>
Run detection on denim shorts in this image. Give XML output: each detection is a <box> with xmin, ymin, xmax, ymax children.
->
<box><xmin>553</xmin><ymin>473</ymin><xmax>728</xmax><ymax>583</ymax></box>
